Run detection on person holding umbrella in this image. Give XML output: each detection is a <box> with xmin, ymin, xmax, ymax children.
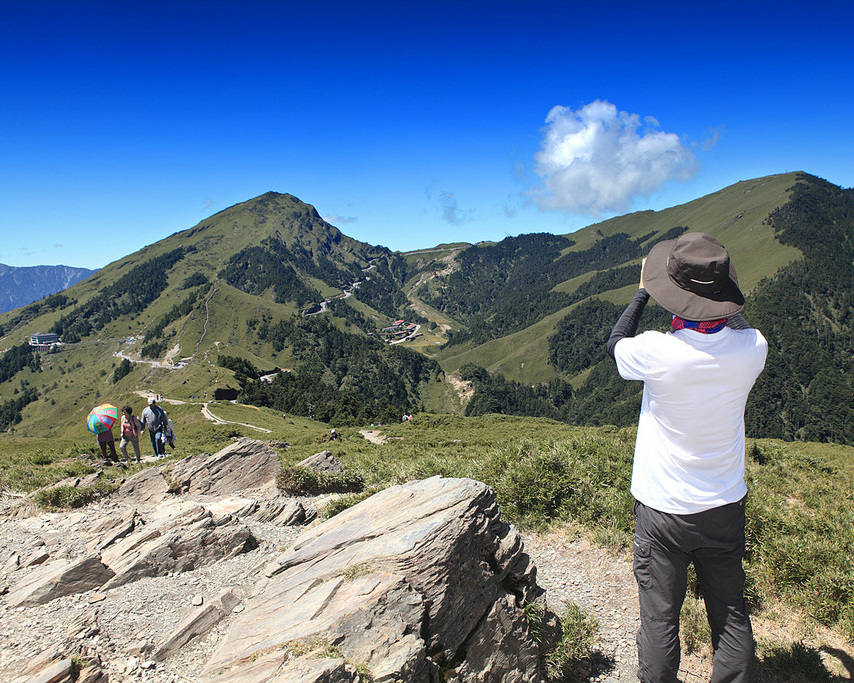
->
<box><xmin>87</xmin><ymin>403</ymin><xmax>121</xmax><ymax>464</ymax></box>
<box><xmin>96</xmin><ymin>425</ymin><xmax>119</xmax><ymax>461</ymax></box>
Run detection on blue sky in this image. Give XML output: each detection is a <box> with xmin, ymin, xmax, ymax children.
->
<box><xmin>2</xmin><ymin>0</ymin><xmax>852</xmax><ymax>270</ymax></box>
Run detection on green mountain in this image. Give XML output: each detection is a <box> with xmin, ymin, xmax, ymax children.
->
<box><xmin>1</xmin><ymin>172</ymin><xmax>852</xmax><ymax>445</ymax></box>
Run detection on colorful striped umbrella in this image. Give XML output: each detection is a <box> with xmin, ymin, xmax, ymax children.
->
<box><xmin>87</xmin><ymin>403</ymin><xmax>118</xmax><ymax>434</ymax></box>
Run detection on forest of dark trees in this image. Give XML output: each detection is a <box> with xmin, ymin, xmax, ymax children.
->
<box><xmin>0</xmin><ymin>293</ymin><xmax>73</xmax><ymax>339</ymax></box>
<box><xmin>0</xmin><ymin>343</ymin><xmax>40</xmax><ymax>429</ymax></box>
<box><xmin>0</xmin><ymin>387</ymin><xmax>39</xmax><ymax>431</ymax></box>
<box><xmin>459</xmin><ymin>299</ymin><xmax>670</xmax><ymax>428</ymax></box>
<box><xmin>0</xmin><ymin>343</ymin><xmax>40</xmax><ymax>384</ymax></box>
<box><xmin>220</xmin><ymin>236</ymin><xmax>411</xmax><ymax>319</ymax></box>
<box><xmin>139</xmin><ymin>287</ymin><xmax>205</xmax><ymax>359</ymax></box>
<box><xmin>743</xmin><ymin>176</ymin><xmax>854</xmax><ymax>443</ymax></box>
<box><xmin>423</xmin><ymin>228</ymin><xmax>686</xmax><ymax>347</ymax></box>
<box><xmin>219</xmin><ymin>239</ymin><xmax>319</xmax><ymax>308</ymax></box>
<box><xmin>50</xmin><ymin>248</ymin><xmax>187</xmax><ymax>343</ymax></box>
<box><xmin>239</xmin><ymin>315</ymin><xmax>442</xmax><ymax>425</ymax></box>
<box><xmin>459</xmin><ymin>175</ymin><xmax>854</xmax><ymax>445</ymax></box>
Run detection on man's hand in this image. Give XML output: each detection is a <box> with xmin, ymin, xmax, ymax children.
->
<box><xmin>640</xmin><ymin>257</ymin><xmax>647</xmax><ymax>289</ymax></box>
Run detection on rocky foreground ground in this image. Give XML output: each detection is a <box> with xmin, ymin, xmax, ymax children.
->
<box><xmin>1</xmin><ymin>438</ymin><xmax>849</xmax><ymax>682</ymax></box>
<box><xmin>0</xmin><ymin>440</ymin><xmax>549</xmax><ymax>682</ymax></box>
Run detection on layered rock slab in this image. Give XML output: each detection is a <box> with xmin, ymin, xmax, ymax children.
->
<box><xmin>202</xmin><ymin>476</ymin><xmax>543</xmax><ymax>683</ymax></box>
<box><xmin>167</xmin><ymin>438</ymin><xmax>282</xmax><ymax>496</ymax></box>
<box><xmin>100</xmin><ymin>505</ymin><xmax>257</xmax><ymax>590</ymax></box>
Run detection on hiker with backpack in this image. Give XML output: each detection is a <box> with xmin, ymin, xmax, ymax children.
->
<box><xmin>140</xmin><ymin>396</ymin><xmax>168</xmax><ymax>458</ymax></box>
<box><xmin>163</xmin><ymin>414</ymin><xmax>176</xmax><ymax>450</ymax></box>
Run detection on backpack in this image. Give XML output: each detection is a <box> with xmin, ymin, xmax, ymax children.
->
<box><xmin>155</xmin><ymin>405</ymin><xmax>169</xmax><ymax>432</ymax></box>
<box><xmin>148</xmin><ymin>405</ymin><xmax>168</xmax><ymax>432</ymax></box>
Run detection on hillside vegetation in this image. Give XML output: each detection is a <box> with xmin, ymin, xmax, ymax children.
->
<box><xmin>1</xmin><ymin>172</ymin><xmax>852</xmax><ymax>447</ymax></box>
<box><xmin>427</xmin><ymin>174</ymin><xmax>854</xmax><ymax>445</ymax></box>
<box><xmin>2</xmin><ymin>172</ymin><xmax>854</xmax><ymax>678</ymax></box>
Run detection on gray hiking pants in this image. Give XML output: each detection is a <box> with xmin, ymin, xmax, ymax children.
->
<box><xmin>633</xmin><ymin>497</ymin><xmax>754</xmax><ymax>683</ymax></box>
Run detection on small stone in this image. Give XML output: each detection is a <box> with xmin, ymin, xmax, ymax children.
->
<box><xmin>191</xmin><ymin>594</ymin><xmax>204</xmax><ymax>606</ymax></box>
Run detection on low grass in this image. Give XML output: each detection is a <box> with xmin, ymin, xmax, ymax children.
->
<box><xmin>276</xmin><ymin>465</ymin><xmax>363</xmax><ymax>496</ymax></box>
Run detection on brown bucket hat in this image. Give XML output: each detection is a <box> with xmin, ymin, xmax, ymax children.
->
<box><xmin>643</xmin><ymin>232</ymin><xmax>745</xmax><ymax>321</ymax></box>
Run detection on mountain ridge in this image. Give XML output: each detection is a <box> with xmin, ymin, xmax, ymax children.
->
<box><xmin>1</xmin><ymin>171</ymin><xmax>852</xmax><ymax>445</ymax></box>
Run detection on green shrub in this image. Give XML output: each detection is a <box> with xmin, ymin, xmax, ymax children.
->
<box><xmin>680</xmin><ymin>597</ymin><xmax>711</xmax><ymax>655</ymax></box>
<box><xmin>745</xmin><ymin>444</ymin><xmax>854</xmax><ymax>637</ymax></box>
<box><xmin>30</xmin><ymin>451</ymin><xmax>53</xmax><ymax>466</ymax></box>
<box><xmin>476</xmin><ymin>436</ymin><xmax>634</xmax><ymax>538</ymax></box>
<box><xmin>523</xmin><ymin>599</ymin><xmax>558</xmax><ymax>663</ymax></box>
<box><xmin>323</xmin><ymin>491</ymin><xmax>375</xmax><ymax>518</ymax></box>
<box><xmin>543</xmin><ymin>603</ymin><xmax>599</xmax><ymax>680</ymax></box>
<box><xmin>34</xmin><ymin>485</ymin><xmax>101</xmax><ymax>509</ymax></box>
<box><xmin>277</xmin><ymin>466</ymin><xmax>364</xmax><ymax>496</ymax></box>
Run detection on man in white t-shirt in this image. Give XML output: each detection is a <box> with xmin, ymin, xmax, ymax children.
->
<box><xmin>606</xmin><ymin>233</ymin><xmax>767</xmax><ymax>683</ymax></box>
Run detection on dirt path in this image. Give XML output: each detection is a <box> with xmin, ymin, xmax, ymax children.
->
<box><xmin>132</xmin><ymin>391</ymin><xmax>271</xmax><ymax>434</ymax></box>
<box><xmin>200</xmin><ymin>403</ymin><xmax>271</xmax><ymax>433</ymax></box>
<box><xmin>359</xmin><ymin>429</ymin><xmax>389</xmax><ymax>444</ymax></box>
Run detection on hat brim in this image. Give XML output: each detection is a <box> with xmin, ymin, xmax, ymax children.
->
<box><xmin>643</xmin><ymin>239</ymin><xmax>745</xmax><ymax>321</ymax></box>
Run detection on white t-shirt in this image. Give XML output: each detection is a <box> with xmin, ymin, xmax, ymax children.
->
<box><xmin>615</xmin><ymin>326</ymin><xmax>767</xmax><ymax>514</ymax></box>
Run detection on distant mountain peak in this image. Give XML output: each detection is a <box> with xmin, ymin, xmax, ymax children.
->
<box><xmin>0</xmin><ymin>264</ymin><xmax>96</xmax><ymax>314</ymax></box>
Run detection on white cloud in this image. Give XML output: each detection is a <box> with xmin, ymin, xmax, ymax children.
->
<box><xmin>702</xmin><ymin>125</ymin><xmax>724</xmax><ymax>152</ymax></box>
<box><xmin>439</xmin><ymin>192</ymin><xmax>474</xmax><ymax>225</ymax></box>
<box><xmin>323</xmin><ymin>214</ymin><xmax>358</xmax><ymax>225</ymax></box>
<box><xmin>529</xmin><ymin>100</ymin><xmax>697</xmax><ymax>215</ymax></box>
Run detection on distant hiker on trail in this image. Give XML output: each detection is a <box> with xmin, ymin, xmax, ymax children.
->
<box><xmin>140</xmin><ymin>396</ymin><xmax>168</xmax><ymax>458</ymax></box>
<box><xmin>119</xmin><ymin>405</ymin><xmax>143</xmax><ymax>463</ymax></box>
<box><xmin>163</xmin><ymin>415</ymin><xmax>176</xmax><ymax>450</ymax></box>
<box><xmin>606</xmin><ymin>233</ymin><xmax>767</xmax><ymax>683</ymax></box>
<box><xmin>96</xmin><ymin>423</ymin><xmax>120</xmax><ymax>463</ymax></box>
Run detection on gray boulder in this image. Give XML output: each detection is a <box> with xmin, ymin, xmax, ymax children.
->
<box><xmin>202</xmin><ymin>476</ymin><xmax>543</xmax><ymax>683</ymax></box>
<box><xmin>297</xmin><ymin>450</ymin><xmax>342</xmax><ymax>472</ymax></box>
<box><xmin>115</xmin><ymin>467</ymin><xmax>170</xmax><ymax>504</ymax></box>
<box><xmin>167</xmin><ymin>438</ymin><xmax>282</xmax><ymax>496</ymax></box>
<box><xmin>6</xmin><ymin>554</ymin><xmax>115</xmax><ymax>608</ymax></box>
<box><xmin>152</xmin><ymin>588</ymin><xmax>242</xmax><ymax>661</ymax></box>
<box><xmin>100</xmin><ymin>505</ymin><xmax>257</xmax><ymax>590</ymax></box>
<box><xmin>251</xmin><ymin>497</ymin><xmax>316</xmax><ymax>526</ymax></box>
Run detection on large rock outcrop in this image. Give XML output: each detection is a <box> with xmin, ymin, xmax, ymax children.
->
<box><xmin>202</xmin><ymin>476</ymin><xmax>546</xmax><ymax>683</ymax></box>
<box><xmin>5</xmin><ymin>554</ymin><xmax>115</xmax><ymax>608</ymax></box>
<box><xmin>4</xmin><ymin>503</ymin><xmax>258</xmax><ymax>607</ymax></box>
<box><xmin>167</xmin><ymin>438</ymin><xmax>282</xmax><ymax>496</ymax></box>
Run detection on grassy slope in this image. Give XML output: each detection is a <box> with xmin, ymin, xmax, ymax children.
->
<box><xmin>0</xmin><ymin>192</ymin><xmax>392</xmax><ymax>438</ymax></box>
<box><xmin>434</xmin><ymin>173</ymin><xmax>804</xmax><ymax>383</ymax></box>
<box><xmin>0</xmin><ymin>173</ymin><xmax>809</xmax><ymax>436</ymax></box>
